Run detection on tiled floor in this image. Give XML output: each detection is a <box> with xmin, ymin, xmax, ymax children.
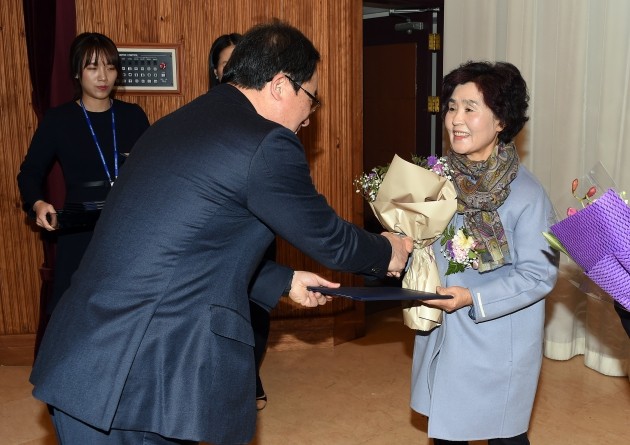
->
<box><xmin>1</xmin><ymin>308</ymin><xmax>628</xmax><ymax>445</ymax></box>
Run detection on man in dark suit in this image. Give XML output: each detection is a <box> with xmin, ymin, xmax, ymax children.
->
<box><xmin>30</xmin><ymin>20</ymin><xmax>413</xmax><ymax>445</ymax></box>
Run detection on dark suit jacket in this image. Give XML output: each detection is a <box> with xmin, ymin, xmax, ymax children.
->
<box><xmin>30</xmin><ymin>84</ymin><xmax>391</xmax><ymax>444</ymax></box>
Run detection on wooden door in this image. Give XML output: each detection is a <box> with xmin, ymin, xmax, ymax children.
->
<box><xmin>362</xmin><ymin>2</ymin><xmax>444</xmax><ymax>228</ymax></box>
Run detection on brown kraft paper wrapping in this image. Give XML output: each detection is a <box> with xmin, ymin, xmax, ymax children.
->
<box><xmin>370</xmin><ymin>155</ymin><xmax>457</xmax><ymax>331</ymax></box>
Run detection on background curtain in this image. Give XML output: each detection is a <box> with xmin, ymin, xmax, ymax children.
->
<box><xmin>443</xmin><ymin>0</ymin><xmax>629</xmax><ymax>377</ymax></box>
<box><xmin>22</xmin><ymin>0</ymin><xmax>76</xmax><ymax>355</ymax></box>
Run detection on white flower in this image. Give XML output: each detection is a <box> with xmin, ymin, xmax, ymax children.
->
<box><xmin>453</xmin><ymin>229</ymin><xmax>475</xmax><ymax>251</ymax></box>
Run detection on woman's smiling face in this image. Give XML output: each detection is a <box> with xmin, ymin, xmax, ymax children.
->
<box><xmin>444</xmin><ymin>82</ymin><xmax>504</xmax><ymax>162</ymax></box>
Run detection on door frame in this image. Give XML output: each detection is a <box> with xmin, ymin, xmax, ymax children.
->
<box><xmin>363</xmin><ymin>0</ymin><xmax>444</xmax><ymax>157</ymax></box>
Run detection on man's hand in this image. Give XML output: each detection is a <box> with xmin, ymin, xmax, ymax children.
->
<box><xmin>288</xmin><ymin>271</ymin><xmax>339</xmax><ymax>307</ymax></box>
<box><xmin>381</xmin><ymin>232</ymin><xmax>414</xmax><ymax>277</ymax></box>
<box><xmin>33</xmin><ymin>200</ymin><xmax>58</xmax><ymax>231</ymax></box>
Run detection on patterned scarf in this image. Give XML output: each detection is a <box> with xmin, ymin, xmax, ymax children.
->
<box><xmin>447</xmin><ymin>142</ymin><xmax>520</xmax><ymax>272</ymax></box>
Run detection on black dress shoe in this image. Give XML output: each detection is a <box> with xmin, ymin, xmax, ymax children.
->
<box><xmin>256</xmin><ymin>393</ymin><xmax>267</xmax><ymax>410</ymax></box>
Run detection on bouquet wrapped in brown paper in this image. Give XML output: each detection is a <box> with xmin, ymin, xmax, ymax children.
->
<box><xmin>355</xmin><ymin>154</ymin><xmax>457</xmax><ymax>330</ymax></box>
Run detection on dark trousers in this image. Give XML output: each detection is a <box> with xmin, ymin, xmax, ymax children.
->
<box><xmin>251</xmin><ymin>241</ymin><xmax>275</xmax><ymax>399</ymax></box>
<box><xmin>51</xmin><ymin>408</ymin><xmax>198</xmax><ymax>444</ymax></box>
<box><xmin>433</xmin><ymin>432</ymin><xmax>529</xmax><ymax>445</ymax></box>
<box><xmin>250</xmin><ymin>300</ymin><xmax>270</xmax><ymax>398</ymax></box>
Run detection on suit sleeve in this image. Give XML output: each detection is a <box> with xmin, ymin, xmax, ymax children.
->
<box><xmin>17</xmin><ymin>111</ymin><xmax>58</xmax><ymax>214</ymax></box>
<box><xmin>248</xmin><ymin>259</ymin><xmax>293</xmax><ymax>311</ymax></box>
<box><xmin>247</xmin><ymin>127</ymin><xmax>391</xmax><ymax>278</ymax></box>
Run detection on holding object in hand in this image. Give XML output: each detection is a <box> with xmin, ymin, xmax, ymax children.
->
<box><xmin>354</xmin><ymin>154</ymin><xmax>458</xmax><ymax>330</ymax></box>
<box><xmin>17</xmin><ymin>32</ymin><xmax>150</xmax><ymax>316</ymax></box>
<box><xmin>33</xmin><ymin>200</ymin><xmax>57</xmax><ymax>231</ymax></box>
<box><xmin>409</xmin><ymin>61</ymin><xmax>558</xmax><ymax>444</ymax></box>
<box><xmin>28</xmin><ymin>22</ymin><xmax>416</xmax><ymax>445</ymax></box>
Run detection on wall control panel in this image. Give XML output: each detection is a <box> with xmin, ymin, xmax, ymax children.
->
<box><xmin>116</xmin><ymin>46</ymin><xmax>180</xmax><ymax>93</ymax></box>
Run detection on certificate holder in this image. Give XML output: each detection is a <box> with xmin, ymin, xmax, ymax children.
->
<box><xmin>306</xmin><ymin>286</ymin><xmax>453</xmax><ymax>302</ymax></box>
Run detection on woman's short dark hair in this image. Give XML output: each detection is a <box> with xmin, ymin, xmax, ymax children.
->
<box><xmin>221</xmin><ymin>19</ymin><xmax>320</xmax><ymax>92</ymax></box>
<box><xmin>69</xmin><ymin>32</ymin><xmax>121</xmax><ymax>100</ymax></box>
<box><xmin>208</xmin><ymin>33</ymin><xmax>242</xmax><ymax>89</ymax></box>
<box><xmin>441</xmin><ymin>61</ymin><xmax>529</xmax><ymax>143</ymax></box>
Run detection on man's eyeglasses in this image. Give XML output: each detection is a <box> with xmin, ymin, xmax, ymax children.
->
<box><xmin>285</xmin><ymin>75</ymin><xmax>321</xmax><ymax>114</ymax></box>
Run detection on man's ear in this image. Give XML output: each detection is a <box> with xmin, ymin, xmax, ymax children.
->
<box><xmin>269</xmin><ymin>73</ymin><xmax>288</xmax><ymax>101</ymax></box>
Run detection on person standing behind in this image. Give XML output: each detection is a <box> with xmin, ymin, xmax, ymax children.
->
<box><xmin>209</xmin><ymin>32</ymin><xmax>241</xmax><ymax>89</ymax></box>
<box><xmin>210</xmin><ymin>31</ymin><xmax>270</xmax><ymax>410</ymax></box>
<box><xmin>30</xmin><ymin>20</ymin><xmax>413</xmax><ymax>445</ymax></box>
<box><xmin>410</xmin><ymin>61</ymin><xmax>558</xmax><ymax>445</ymax></box>
<box><xmin>17</xmin><ymin>32</ymin><xmax>150</xmax><ymax>314</ymax></box>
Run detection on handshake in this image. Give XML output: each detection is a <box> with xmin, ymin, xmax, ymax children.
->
<box><xmin>381</xmin><ymin>231</ymin><xmax>414</xmax><ymax>277</ymax></box>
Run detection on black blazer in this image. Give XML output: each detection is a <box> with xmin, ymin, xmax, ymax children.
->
<box><xmin>30</xmin><ymin>85</ymin><xmax>391</xmax><ymax>444</ymax></box>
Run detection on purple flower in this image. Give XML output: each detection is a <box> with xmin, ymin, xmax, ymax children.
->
<box><xmin>427</xmin><ymin>155</ymin><xmax>438</xmax><ymax>167</ymax></box>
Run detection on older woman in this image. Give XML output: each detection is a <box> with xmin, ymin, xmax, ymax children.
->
<box><xmin>410</xmin><ymin>61</ymin><xmax>559</xmax><ymax>445</ymax></box>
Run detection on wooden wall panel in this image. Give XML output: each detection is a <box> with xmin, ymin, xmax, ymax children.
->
<box><xmin>2</xmin><ymin>0</ymin><xmax>366</xmax><ymax>362</ymax></box>
<box><xmin>0</xmin><ymin>0</ymin><xmax>43</xmax><ymax>344</ymax></box>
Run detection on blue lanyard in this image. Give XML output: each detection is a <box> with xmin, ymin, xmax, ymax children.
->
<box><xmin>80</xmin><ymin>99</ymin><xmax>118</xmax><ymax>186</ymax></box>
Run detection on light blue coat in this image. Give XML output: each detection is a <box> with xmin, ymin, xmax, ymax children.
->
<box><xmin>410</xmin><ymin>166</ymin><xmax>559</xmax><ymax>440</ymax></box>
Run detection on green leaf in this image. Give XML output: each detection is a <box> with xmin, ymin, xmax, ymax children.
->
<box><xmin>445</xmin><ymin>261</ymin><xmax>466</xmax><ymax>275</ymax></box>
<box><xmin>542</xmin><ymin>232</ymin><xmax>571</xmax><ymax>258</ymax></box>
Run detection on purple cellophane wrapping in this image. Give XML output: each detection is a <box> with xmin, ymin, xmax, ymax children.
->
<box><xmin>550</xmin><ymin>189</ymin><xmax>630</xmax><ymax>270</ymax></box>
<box><xmin>550</xmin><ymin>188</ymin><xmax>630</xmax><ymax>310</ymax></box>
<box><xmin>586</xmin><ymin>250</ymin><xmax>630</xmax><ymax>310</ymax></box>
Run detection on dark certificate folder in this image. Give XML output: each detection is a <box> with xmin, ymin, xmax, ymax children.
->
<box><xmin>306</xmin><ymin>286</ymin><xmax>453</xmax><ymax>301</ymax></box>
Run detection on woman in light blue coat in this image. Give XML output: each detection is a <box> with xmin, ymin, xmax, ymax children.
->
<box><xmin>410</xmin><ymin>61</ymin><xmax>559</xmax><ymax>444</ymax></box>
